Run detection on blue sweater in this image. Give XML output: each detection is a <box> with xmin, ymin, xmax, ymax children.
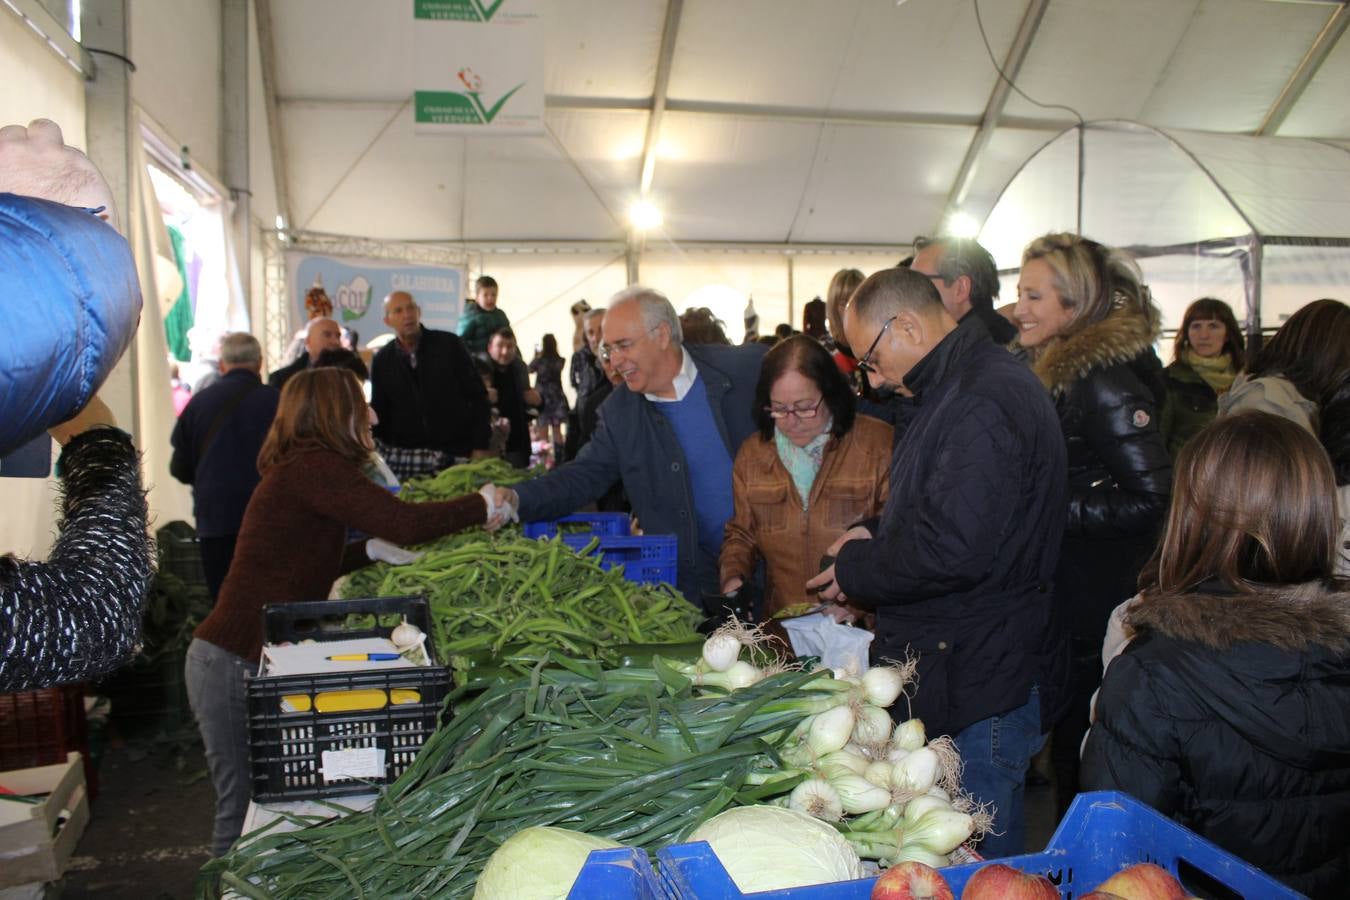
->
<box><xmin>515</xmin><ymin>342</ymin><xmax>767</xmax><ymax>604</ymax></box>
<box><xmin>653</xmin><ymin>375</ymin><xmax>735</xmax><ymax>557</ymax></box>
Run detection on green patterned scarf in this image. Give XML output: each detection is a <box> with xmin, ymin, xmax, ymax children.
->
<box><xmin>774</xmin><ymin>423</ymin><xmax>832</xmax><ymax>510</ymax></box>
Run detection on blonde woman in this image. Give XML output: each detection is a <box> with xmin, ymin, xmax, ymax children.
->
<box><xmin>1013</xmin><ymin>232</ymin><xmax>1173</xmax><ymax>814</ymax></box>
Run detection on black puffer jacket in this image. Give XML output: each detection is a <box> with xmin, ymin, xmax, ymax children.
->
<box><xmin>835</xmin><ymin>316</ymin><xmax>1069</xmax><ymax>735</ymax></box>
<box><xmin>1082</xmin><ymin>584</ymin><xmax>1350</xmax><ymax>897</ymax></box>
<box><xmin>1033</xmin><ymin>307</ymin><xmax>1172</xmax><ymax>641</ymax></box>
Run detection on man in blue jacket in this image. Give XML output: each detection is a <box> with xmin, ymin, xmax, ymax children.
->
<box><xmin>495</xmin><ymin>287</ymin><xmax>767</xmax><ymax>606</ymax></box>
<box><xmin>170</xmin><ymin>333</ymin><xmax>280</xmax><ymax>600</ymax></box>
<box><xmin>809</xmin><ymin>268</ymin><xmax>1069</xmax><ymax>859</ymax></box>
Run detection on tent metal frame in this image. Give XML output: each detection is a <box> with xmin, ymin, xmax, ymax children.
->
<box><xmin>981</xmin><ymin>120</ymin><xmax>1350</xmax><ymax>350</ymax></box>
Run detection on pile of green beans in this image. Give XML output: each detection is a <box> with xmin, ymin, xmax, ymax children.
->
<box><xmin>396</xmin><ymin>458</ymin><xmax>541</xmax><ymax>502</ymax></box>
<box><xmin>340</xmin><ymin>532</ymin><xmax>704</xmax><ymax>671</ymax></box>
<box><xmin>198</xmin><ymin>658</ymin><xmax>830</xmax><ymax>899</ymax></box>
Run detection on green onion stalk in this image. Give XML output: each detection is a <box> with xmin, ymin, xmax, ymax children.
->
<box><xmin>197</xmin><ymin>654</ymin><xmax>851</xmax><ymax>899</ymax></box>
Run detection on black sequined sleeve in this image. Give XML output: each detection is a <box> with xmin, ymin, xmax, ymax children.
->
<box><xmin>0</xmin><ymin>427</ymin><xmax>155</xmax><ymax>692</ymax></box>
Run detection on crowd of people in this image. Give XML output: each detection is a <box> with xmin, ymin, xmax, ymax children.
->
<box><xmin>4</xmin><ymin>114</ymin><xmax>1349</xmax><ymax>894</ymax></box>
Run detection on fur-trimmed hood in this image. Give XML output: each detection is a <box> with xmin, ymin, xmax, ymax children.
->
<box><xmin>1032</xmin><ymin>304</ymin><xmax>1161</xmax><ymax>396</ymax></box>
<box><xmin>1128</xmin><ymin>580</ymin><xmax>1350</xmax><ymax>653</ymax></box>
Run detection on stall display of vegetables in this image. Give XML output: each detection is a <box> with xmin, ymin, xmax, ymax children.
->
<box><xmin>396</xmin><ymin>457</ymin><xmax>542</xmax><ymax>502</ymax></box>
<box><xmin>199</xmin><ymin>627</ymin><xmax>989</xmax><ymax>898</ymax></box>
<box><xmin>340</xmin><ymin>531</ymin><xmax>704</xmax><ymax>675</ymax></box>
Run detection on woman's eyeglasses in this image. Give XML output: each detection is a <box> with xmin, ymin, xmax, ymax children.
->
<box><xmin>765</xmin><ymin>396</ymin><xmax>826</xmax><ymax>420</ymax></box>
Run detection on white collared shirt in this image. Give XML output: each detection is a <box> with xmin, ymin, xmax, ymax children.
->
<box><xmin>645</xmin><ymin>346</ymin><xmax>699</xmax><ymax>403</ymax></box>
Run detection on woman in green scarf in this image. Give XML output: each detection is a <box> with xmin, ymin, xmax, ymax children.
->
<box><xmin>1161</xmin><ymin>298</ymin><xmax>1244</xmax><ymax>457</ymax></box>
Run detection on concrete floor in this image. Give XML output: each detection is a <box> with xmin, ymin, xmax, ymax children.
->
<box><xmin>57</xmin><ymin>729</ymin><xmax>213</xmax><ymax>900</ymax></box>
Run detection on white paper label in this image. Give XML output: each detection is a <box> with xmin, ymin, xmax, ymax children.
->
<box><xmin>321</xmin><ymin>748</ymin><xmax>386</xmax><ymax>781</ymax></box>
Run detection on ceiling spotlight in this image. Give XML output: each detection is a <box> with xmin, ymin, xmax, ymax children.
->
<box><xmin>947</xmin><ymin>211</ymin><xmax>980</xmax><ymax>238</ymax></box>
<box><xmin>628</xmin><ymin>200</ymin><xmax>663</xmax><ymax>231</ymax></box>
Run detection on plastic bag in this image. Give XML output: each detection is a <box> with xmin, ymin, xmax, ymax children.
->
<box><xmin>780</xmin><ymin>613</ymin><xmax>874</xmax><ymax>676</ymax></box>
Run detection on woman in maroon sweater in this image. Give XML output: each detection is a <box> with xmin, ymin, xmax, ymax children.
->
<box><xmin>187</xmin><ymin>368</ymin><xmax>487</xmax><ymax>855</ymax></box>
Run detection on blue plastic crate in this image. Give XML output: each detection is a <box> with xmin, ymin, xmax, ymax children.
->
<box><xmin>567</xmin><ymin>847</ymin><xmax>665</xmax><ymax>899</ymax></box>
<box><xmin>562</xmin><ymin>534</ymin><xmax>678</xmax><ymax>586</ymax></box>
<box><xmin>656</xmin><ymin>791</ymin><xmax>1304</xmax><ymax>899</ymax></box>
<box><xmin>523</xmin><ymin>512</ymin><xmax>632</xmax><ymax>540</ymax></box>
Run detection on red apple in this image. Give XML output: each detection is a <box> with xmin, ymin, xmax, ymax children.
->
<box><xmin>1094</xmin><ymin>863</ymin><xmax>1187</xmax><ymax>900</ymax></box>
<box><xmin>961</xmin><ymin>863</ymin><xmax>1059</xmax><ymax>899</ymax></box>
<box><xmin>871</xmin><ymin>860</ymin><xmax>955</xmax><ymax>900</ymax></box>
<box><xmin>871</xmin><ymin>861</ymin><xmax>955</xmax><ymax>900</ymax></box>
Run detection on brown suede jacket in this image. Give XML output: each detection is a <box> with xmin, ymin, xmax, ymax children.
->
<box><xmin>720</xmin><ymin>415</ymin><xmax>892</xmax><ymax>616</ymax></box>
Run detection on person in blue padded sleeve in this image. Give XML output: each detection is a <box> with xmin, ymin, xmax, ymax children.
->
<box><xmin>0</xmin><ymin>118</ymin><xmax>154</xmax><ymax>692</ymax></box>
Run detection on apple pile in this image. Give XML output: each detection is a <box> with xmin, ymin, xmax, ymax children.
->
<box><xmin>870</xmin><ymin>861</ymin><xmax>1192</xmax><ymax>900</ymax></box>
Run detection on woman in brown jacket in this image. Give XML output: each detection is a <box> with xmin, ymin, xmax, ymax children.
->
<box><xmin>720</xmin><ymin>335</ymin><xmax>892</xmax><ymax>617</ymax></box>
<box><xmin>187</xmin><ymin>368</ymin><xmax>490</xmax><ymax>856</ymax></box>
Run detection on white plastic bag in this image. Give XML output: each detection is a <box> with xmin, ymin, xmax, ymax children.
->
<box><xmin>780</xmin><ymin>613</ymin><xmax>874</xmax><ymax>676</ymax></box>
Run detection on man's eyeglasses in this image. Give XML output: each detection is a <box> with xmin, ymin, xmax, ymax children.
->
<box><xmin>599</xmin><ymin>326</ymin><xmax>660</xmax><ymax>362</ymax></box>
<box><xmin>855</xmin><ymin>316</ymin><xmax>896</xmax><ymax>376</ymax></box>
<box><xmin>765</xmin><ymin>396</ymin><xmax>826</xmax><ymax>420</ymax></box>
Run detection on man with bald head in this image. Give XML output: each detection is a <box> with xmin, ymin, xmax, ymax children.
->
<box><xmin>805</xmin><ymin>267</ymin><xmax>1068</xmax><ymax>858</ymax></box>
<box><xmin>369</xmin><ymin>290</ymin><xmax>491</xmax><ymax>481</ymax></box>
<box><xmin>495</xmin><ymin>287</ymin><xmax>767</xmax><ymax>604</ymax></box>
<box><xmin>267</xmin><ymin>316</ymin><xmax>342</xmax><ymax>389</ymax></box>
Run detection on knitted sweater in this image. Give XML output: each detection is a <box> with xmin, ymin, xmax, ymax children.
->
<box><xmin>194</xmin><ymin>448</ymin><xmax>485</xmax><ymax>662</ymax></box>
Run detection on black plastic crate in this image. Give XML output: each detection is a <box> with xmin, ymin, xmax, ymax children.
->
<box><xmin>248</xmin><ymin>595</ymin><xmax>448</xmax><ymax>802</ymax></box>
<box><xmin>155</xmin><ymin>521</ymin><xmax>206</xmax><ymax>588</ymax></box>
<box><xmin>247</xmin><ymin>665</ymin><xmax>450</xmax><ymax>802</ymax></box>
<box><xmin>263</xmin><ymin>595</ymin><xmax>432</xmax><ymax>645</ymax></box>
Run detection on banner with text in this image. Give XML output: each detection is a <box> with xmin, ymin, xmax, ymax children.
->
<box><xmin>413</xmin><ymin>0</ymin><xmax>543</xmax><ymax>134</ymax></box>
<box><xmin>286</xmin><ymin>253</ymin><xmax>465</xmax><ymax>348</ymax></box>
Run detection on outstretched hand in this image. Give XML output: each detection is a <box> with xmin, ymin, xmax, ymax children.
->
<box><xmin>0</xmin><ymin>119</ymin><xmax>118</xmax><ymax>231</ymax></box>
<box><xmin>481</xmin><ymin>484</ymin><xmax>519</xmax><ymax>531</ymax></box>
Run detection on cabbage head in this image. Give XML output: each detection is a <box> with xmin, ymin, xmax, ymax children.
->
<box><xmin>474</xmin><ymin>826</ymin><xmax>622</xmax><ymax>900</ymax></box>
<box><xmin>690</xmin><ymin>805</ymin><xmax>865</xmax><ymax>892</ymax></box>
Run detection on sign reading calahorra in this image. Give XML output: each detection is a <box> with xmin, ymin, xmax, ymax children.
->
<box><xmin>285</xmin><ymin>253</ymin><xmax>465</xmax><ymax>347</ymax></box>
<box><xmin>413</xmin><ymin>0</ymin><xmax>543</xmax><ymax>134</ymax></box>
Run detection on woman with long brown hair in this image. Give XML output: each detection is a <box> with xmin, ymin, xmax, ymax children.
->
<box><xmin>1082</xmin><ymin>412</ymin><xmax>1350</xmax><ymax>896</ymax></box>
<box><xmin>1159</xmin><ymin>297</ymin><xmax>1244</xmax><ymax>457</ymax></box>
<box><xmin>186</xmin><ymin>368</ymin><xmax>493</xmax><ymax>857</ymax></box>
<box><xmin>1219</xmin><ymin>297</ymin><xmax>1350</xmax><ymax>432</ymax></box>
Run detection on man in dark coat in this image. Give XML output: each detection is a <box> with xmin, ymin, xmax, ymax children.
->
<box><xmin>494</xmin><ymin>287</ymin><xmax>767</xmax><ymax>605</ymax></box>
<box><xmin>370</xmin><ymin>291</ymin><xmax>492</xmax><ymax>481</ymax></box>
<box><xmin>267</xmin><ymin>317</ymin><xmax>341</xmax><ymax>389</ymax></box>
<box><xmin>911</xmin><ymin>235</ymin><xmax>1019</xmax><ymax>346</ymax></box>
<box><xmin>170</xmin><ymin>332</ymin><xmax>279</xmax><ymax>600</ymax></box>
<box><xmin>809</xmin><ymin>267</ymin><xmax>1068</xmax><ymax>859</ymax></box>
<box><xmin>570</xmin><ymin>308</ymin><xmax>613</xmax><ymax>454</ymax></box>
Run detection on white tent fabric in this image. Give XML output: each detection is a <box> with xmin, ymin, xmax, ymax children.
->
<box><xmin>979</xmin><ymin>120</ymin><xmax>1350</xmax><ymax>332</ymax></box>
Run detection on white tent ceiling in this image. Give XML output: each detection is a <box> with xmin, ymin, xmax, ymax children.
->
<box><xmin>261</xmin><ymin>0</ymin><xmax>1350</xmax><ymax>246</ymax></box>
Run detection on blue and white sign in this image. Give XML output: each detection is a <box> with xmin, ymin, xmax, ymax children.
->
<box><xmin>286</xmin><ymin>253</ymin><xmax>465</xmax><ymax>346</ymax></box>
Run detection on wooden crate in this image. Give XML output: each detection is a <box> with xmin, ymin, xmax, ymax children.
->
<box><xmin>0</xmin><ymin>752</ymin><xmax>90</xmax><ymax>887</ymax></box>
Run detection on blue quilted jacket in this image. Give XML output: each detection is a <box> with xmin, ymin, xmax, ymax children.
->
<box><xmin>0</xmin><ymin>194</ymin><xmax>141</xmax><ymax>456</ymax></box>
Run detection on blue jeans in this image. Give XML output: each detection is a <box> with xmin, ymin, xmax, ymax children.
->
<box><xmin>953</xmin><ymin>687</ymin><xmax>1045</xmax><ymax>858</ymax></box>
<box><xmin>185</xmin><ymin>638</ymin><xmax>254</xmax><ymax>856</ymax></box>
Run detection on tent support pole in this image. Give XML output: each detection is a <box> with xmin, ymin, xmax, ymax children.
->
<box><xmin>81</xmin><ymin>0</ymin><xmax>139</xmax><ymax>442</ymax></box>
<box><xmin>1256</xmin><ymin>2</ymin><xmax>1350</xmax><ymax>136</ymax></box>
<box><xmin>936</xmin><ymin>0</ymin><xmax>1050</xmax><ymax>234</ymax></box>
<box><xmin>223</xmin><ymin>0</ymin><xmax>250</xmax><ymax>290</ymax></box>
<box><xmin>1247</xmin><ymin>240</ymin><xmax>1264</xmax><ymax>356</ymax></box>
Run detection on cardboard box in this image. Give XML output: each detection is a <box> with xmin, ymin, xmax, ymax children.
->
<box><xmin>0</xmin><ymin>752</ymin><xmax>89</xmax><ymax>887</ymax></box>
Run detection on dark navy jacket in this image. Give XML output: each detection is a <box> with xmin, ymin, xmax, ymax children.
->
<box><xmin>169</xmin><ymin>369</ymin><xmax>279</xmax><ymax>538</ymax></box>
<box><xmin>515</xmin><ymin>342</ymin><xmax>767</xmax><ymax>603</ymax></box>
<box><xmin>0</xmin><ymin>194</ymin><xmax>141</xmax><ymax>455</ymax></box>
<box><xmin>835</xmin><ymin>316</ymin><xmax>1070</xmax><ymax>735</ymax></box>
